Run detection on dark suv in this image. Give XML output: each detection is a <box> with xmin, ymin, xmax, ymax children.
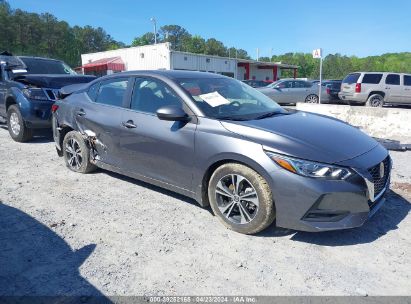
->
<box><xmin>0</xmin><ymin>54</ymin><xmax>95</xmax><ymax>142</ymax></box>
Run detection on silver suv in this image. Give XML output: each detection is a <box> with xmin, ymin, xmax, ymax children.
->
<box><xmin>339</xmin><ymin>72</ymin><xmax>411</xmax><ymax>106</ymax></box>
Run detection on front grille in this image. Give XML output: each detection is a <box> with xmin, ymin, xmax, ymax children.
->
<box><xmin>44</xmin><ymin>88</ymin><xmax>60</xmax><ymax>101</ymax></box>
<box><xmin>367</xmin><ymin>156</ymin><xmax>390</xmax><ymax>198</ymax></box>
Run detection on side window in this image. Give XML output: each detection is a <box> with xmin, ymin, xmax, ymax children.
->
<box><xmin>131</xmin><ymin>78</ymin><xmax>182</xmax><ymax>114</ymax></box>
<box><xmin>362</xmin><ymin>74</ymin><xmax>383</xmax><ymax>84</ymax></box>
<box><xmin>278</xmin><ymin>81</ymin><xmax>292</xmax><ymax>88</ymax></box>
<box><xmin>404</xmin><ymin>75</ymin><xmax>411</xmax><ymax>86</ymax></box>
<box><xmin>95</xmin><ymin>78</ymin><xmax>129</xmax><ymax>107</ymax></box>
<box><xmin>87</xmin><ymin>82</ymin><xmax>100</xmax><ymax>101</ymax></box>
<box><xmin>385</xmin><ymin>74</ymin><xmax>400</xmax><ymax>85</ymax></box>
<box><xmin>293</xmin><ymin>81</ymin><xmax>307</xmax><ymax>88</ymax></box>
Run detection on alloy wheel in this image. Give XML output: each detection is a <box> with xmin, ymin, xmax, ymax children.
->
<box><xmin>9</xmin><ymin>112</ymin><xmax>21</xmax><ymax>135</ymax></box>
<box><xmin>65</xmin><ymin>138</ymin><xmax>83</xmax><ymax>170</ymax></box>
<box><xmin>306</xmin><ymin>95</ymin><xmax>319</xmax><ymax>103</ymax></box>
<box><xmin>215</xmin><ymin>174</ymin><xmax>259</xmax><ymax>225</ymax></box>
<box><xmin>370</xmin><ymin>96</ymin><xmax>383</xmax><ymax>107</ymax></box>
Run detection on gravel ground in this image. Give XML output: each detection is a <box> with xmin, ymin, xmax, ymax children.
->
<box><xmin>0</xmin><ymin>125</ymin><xmax>410</xmax><ymax>297</ymax></box>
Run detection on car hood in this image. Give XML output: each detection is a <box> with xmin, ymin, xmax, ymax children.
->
<box><xmin>220</xmin><ymin>111</ymin><xmax>379</xmax><ymax>164</ymax></box>
<box><xmin>13</xmin><ymin>74</ymin><xmax>96</xmax><ymax>89</ymax></box>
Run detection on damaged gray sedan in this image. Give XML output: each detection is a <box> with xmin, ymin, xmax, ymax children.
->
<box><xmin>52</xmin><ymin>70</ymin><xmax>391</xmax><ymax>234</ymax></box>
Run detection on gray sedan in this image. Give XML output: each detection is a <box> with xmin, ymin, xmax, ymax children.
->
<box><xmin>257</xmin><ymin>79</ymin><xmax>331</xmax><ymax>104</ymax></box>
<box><xmin>52</xmin><ymin>71</ymin><xmax>390</xmax><ymax>235</ymax></box>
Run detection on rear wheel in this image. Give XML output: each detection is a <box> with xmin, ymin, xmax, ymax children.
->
<box><xmin>208</xmin><ymin>163</ymin><xmax>275</xmax><ymax>235</ymax></box>
<box><xmin>366</xmin><ymin>94</ymin><xmax>384</xmax><ymax>107</ymax></box>
<box><xmin>305</xmin><ymin>94</ymin><xmax>319</xmax><ymax>103</ymax></box>
<box><xmin>63</xmin><ymin>131</ymin><xmax>96</xmax><ymax>174</ymax></box>
<box><xmin>7</xmin><ymin>105</ymin><xmax>33</xmax><ymax>142</ymax></box>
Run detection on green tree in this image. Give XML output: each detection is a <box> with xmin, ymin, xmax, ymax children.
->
<box><xmin>131</xmin><ymin>32</ymin><xmax>157</xmax><ymax>46</ymax></box>
<box><xmin>159</xmin><ymin>25</ymin><xmax>190</xmax><ymax>51</ymax></box>
<box><xmin>182</xmin><ymin>35</ymin><xmax>206</xmax><ymax>53</ymax></box>
<box><xmin>205</xmin><ymin>38</ymin><xmax>227</xmax><ymax>57</ymax></box>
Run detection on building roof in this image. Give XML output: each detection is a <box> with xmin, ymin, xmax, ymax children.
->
<box><xmin>81</xmin><ymin>56</ymin><xmax>125</xmax><ymax>71</ymax></box>
<box><xmin>237</xmin><ymin>58</ymin><xmax>298</xmax><ymax>69</ymax></box>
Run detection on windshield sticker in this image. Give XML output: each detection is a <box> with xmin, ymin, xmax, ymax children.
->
<box><xmin>12</xmin><ymin>69</ymin><xmax>27</xmax><ymax>73</ymax></box>
<box><xmin>199</xmin><ymin>91</ymin><xmax>230</xmax><ymax>107</ymax></box>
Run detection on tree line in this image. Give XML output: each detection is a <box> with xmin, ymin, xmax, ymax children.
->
<box><xmin>1</xmin><ymin>0</ymin><xmax>410</xmax><ymax>79</ymax></box>
<box><xmin>0</xmin><ymin>0</ymin><xmax>125</xmax><ymax>67</ymax></box>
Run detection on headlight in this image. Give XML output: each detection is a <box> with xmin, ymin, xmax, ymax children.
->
<box><xmin>265</xmin><ymin>151</ymin><xmax>352</xmax><ymax>180</ymax></box>
<box><xmin>22</xmin><ymin>88</ymin><xmax>49</xmax><ymax>101</ymax></box>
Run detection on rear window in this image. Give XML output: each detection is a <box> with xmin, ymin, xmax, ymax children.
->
<box><xmin>362</xmin><ymin>74</ymin><xmax>383</xmax><ymax>84</ymax></box>
<box><xmin>385</xmin><ymin>74</ymin><xmax>400</xmax><ymax>85</ymax></box>
<box><xmin>404</xmin><ymin>75</ymin><xmax>411</xmax><ymax>86</ymax></box>
<box><xmin>342</xmin><ymin>73</ymin><xmax>360</xmax><ymax>84</ymax></box>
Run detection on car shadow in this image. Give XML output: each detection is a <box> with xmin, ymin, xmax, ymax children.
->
<box><xmin>289</xmin><ymin>190</ymin><xmax>410</xmax><ymax>246</ymax></box>
<box><xmin>100</xmin><ymin>169</ymin><xmax>214</xmax><ymax>215</ymax></box>
<box><xmin>0</xmin><ymin>201</ymin><xmax>110</xmax><ymax>302</ymax></box>
<box><xmin>0</xmin><ymin>125</ymin><xmax>54</xmax><ymax>143</ymax></box>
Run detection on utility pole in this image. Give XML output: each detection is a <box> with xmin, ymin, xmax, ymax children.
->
<box><xmin>256</xmin><ymin>48</ymin><xmax>259</xmax><ymax>61</ymax></box>
<box><xmin>312</xmin><ymin>48</ymin><xmax>323</xmax><ymax>104</ymax></box>
<box><xmin>150</xmin><ymin>17</ymin><xmax>157</xmax><ymax>44</ymax></box>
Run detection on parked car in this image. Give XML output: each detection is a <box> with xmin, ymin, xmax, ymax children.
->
<box><xmin>339</xmin><ymin>72</ymin><xmax>411</xmax><ymax>106</ymax></box>
<box><xmin>242</xmin><ymin>80</ymin><xmax>272</xmax><ymax>88</ymax></box>
<box><xmin>322</xmin><ymin>80</ymin><xmax>342</xmax><ymax>101</ymax></box>
<box><xmin>0</xmin><ymin>54</ymin><xmax>95</xmax><ymax>142</ymax></box>
<box><xmin>257</xmin><ymin>79</ymin><xmax>331</xmax><ymax>104</ymax></box>
<box><xmin>53</xmin><ymin>70</ymin><xmax>391</xmax><ymax>235</ymax></box>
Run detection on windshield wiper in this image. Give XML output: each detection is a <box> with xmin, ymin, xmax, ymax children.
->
<box><xmin>217</xmin><ymin>116</ymin><xmax>251</xmax><ymax>121</ymax></box>
<box><xmin>254</xmin><ymin>111</ymin><xmax>289</xmax><ymax>120</ymax></box>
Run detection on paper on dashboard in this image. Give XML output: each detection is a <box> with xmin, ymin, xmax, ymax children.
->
<box><xmin>199</xmin><ymin>91</ymin><xmax>230</xmax><ymax>107</ymax></box>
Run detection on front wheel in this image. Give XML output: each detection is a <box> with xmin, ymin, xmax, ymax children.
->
<box><xmin>7</xmin><ymin>105</ymin><xmax>33</xmax><ymax>142</ymax></box>
<box><xmin>208</xmin><ymin>163</ymin><xmax>276</xmax><ymax>235</ymax></box>
<box><xmin>305</xmin><ymin>94</ymin><xmax>319</xmax><ymax>103</ymax></box>
<box><xmin>63</xmin><ymin>131</ymin><xmax>96</xmax><ymax>174</ymax></box>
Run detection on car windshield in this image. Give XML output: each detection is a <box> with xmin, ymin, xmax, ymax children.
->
<box><xmin>178</xmin><ymin>77</ymin><xmax>286</xmax><ymax>120</ymax></box>
<box><xmin>16</xmin><ymin>58</ymin><xmax>76</xmax><ymax>75</ymax></box>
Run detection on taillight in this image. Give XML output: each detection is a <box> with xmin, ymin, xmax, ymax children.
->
<box><xmin>326</xmin><ymin>87</ymin><xmax>331</xmax><ymax>94</ymax></box>
<box><xmin>355</xmin><ymin>83</ymin><xmax>361</xmax><ymax>93</ymax></box>
<box><xmin>51</xmin><ymin>104</ymin><xmax>59</xmax><ymax>113</ymax></box>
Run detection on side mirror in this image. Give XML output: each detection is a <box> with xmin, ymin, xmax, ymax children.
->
<box><xmin>156</xmin><ymin>105</ymin><xmax>190</xmax><ymax>122</ymax></box>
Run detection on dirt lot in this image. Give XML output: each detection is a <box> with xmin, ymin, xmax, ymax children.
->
<box><xmin>0</xmin><ymin>126</ymin><xmax>410</xmax><ymax>297</ymax></box>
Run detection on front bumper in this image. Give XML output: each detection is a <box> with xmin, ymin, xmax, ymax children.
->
<box><xmin>269</xmin><ymin>145</ymin><xmax>390</xmax><ymax>232</ymax></box>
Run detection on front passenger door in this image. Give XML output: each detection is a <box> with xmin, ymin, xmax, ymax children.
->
<box><xmin>120</xmin><ymin>77</ymin><xmax>196</xmax><ymax>191</ymax></box>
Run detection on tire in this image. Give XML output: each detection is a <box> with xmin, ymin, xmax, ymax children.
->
<box><xmin>7</xmin><ymin>105</ymin><xmax>33</xmax><ymax>142</ymax></box>
<box><xmin>305</xmin><ymin>94</ymin><xmax>319</xmax><ymax>103</ymax></box>
<box><xmin>208</xmin><ymin>163</ymin><xmax>276</xmax><ymax>235</ymax></box>
<box><xmin>62</xmin><ymin>131</ymin><xmax>96</xmax><ymax>174</ymax></box>
<box><xmin>366</xmin><ymin>94</ymin><xmax>384</xmax><ymax>107</ymax></box>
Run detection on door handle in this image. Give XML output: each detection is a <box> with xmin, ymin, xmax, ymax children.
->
<box><xmin>76</xmin><ymin>109</ymin><xmax>86</xmax><ymax>116</ymax></box>
<box><xmin>122</xmin><ymin>120</ymin><xmax>137</xmax><ymax>129</ymax></box>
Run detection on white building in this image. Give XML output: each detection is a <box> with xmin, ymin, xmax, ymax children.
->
<box><xmin>79</xmin><ymin>43</ymin><xmax>298</xmax><ymax>81</ymax></box>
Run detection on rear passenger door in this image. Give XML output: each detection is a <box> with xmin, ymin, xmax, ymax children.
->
<box><xmin>290</xmin><ymin>80</ymin><xmax>309</xmax><ymax>103</ymax></box>
<box><xmin>75</xmin><ymin>77</ymin><xmax>132</xmax><ymax>168</ymax></box>
<box><xmin>403</xmin><ymin>75</ymin><xmax>411</xmax><ymax>104</ymax></box>
<box><xmin>384</xmin><ymin>74</ymin><xmax>402</xmax><ymax>103</ymax></box>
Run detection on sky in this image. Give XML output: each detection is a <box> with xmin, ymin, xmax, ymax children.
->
<box><xmin>8</xmin><ymin>0</ymin><xmax>411</xmax><ymax>59</ymax></box>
